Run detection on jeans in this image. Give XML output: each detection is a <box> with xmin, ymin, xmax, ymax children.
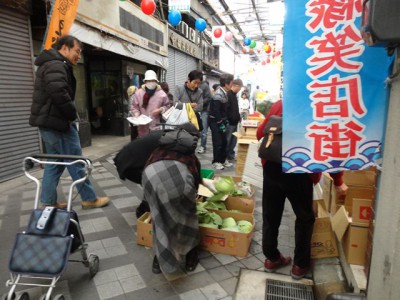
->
<box><xmin>226</xmin><ymin>124</ymin><xmax>237</xmax><ymax>159</ymax></box>
<box><xmin>39</xmin><ymin>123</ymin><xmax>97</xmax><ymax>204</ymax></box>
<box><xmin>262</xmin><ymin>161</ymin><xmax>314</xmax><ymax>268</ymax></box>
<box><xmin>200</xmin><ymin>111</ymin><xmax>209</xmax><ymax>148</ymax></box>
<box><xmin>209</xmin><ymin>121</ymin><xmax>227</xmax><ymax>164</ymax></box>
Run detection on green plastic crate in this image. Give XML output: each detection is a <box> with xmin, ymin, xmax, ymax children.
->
<box><xmin>201</xmin><ymin>168</ymin><xmax>215</xmax><ymax>179</ymax></box>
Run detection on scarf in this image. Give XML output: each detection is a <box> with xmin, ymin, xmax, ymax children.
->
<box><xmin>145</xmin><ymin>147</ymin><xmax>201</xmax><ymax>188</ymax></box>
<box><xmin>142</xmin><ymin>87</ymin><xmax>157</xmax><ymax>108</ymax></box>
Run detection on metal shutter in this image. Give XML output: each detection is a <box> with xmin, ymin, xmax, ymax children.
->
<box><xmin>186</xmin><ymin>56</ymin><xmax>197</xmax><ymax>74</ymax></box>
<box><xmin>175</xmin><ymin>50</ymin><xmax>187</xmax><ymax>88</ymax></box>
<box><xmin>0</xmin><ymin>8</ymin><xmax>39</xmax><ymax>182</ymax></box>
<box><xmin>166</xmin><ymin>47</ymin><xmax>176</xmax><ymax>96</ymax></box>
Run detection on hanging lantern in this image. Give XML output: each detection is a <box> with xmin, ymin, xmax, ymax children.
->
<box><xmin>214</xmin><ymin>27</ymin><xmax>223</xmax><ymax>38</ymax></box>
<box><xmin>195</xmin><ymin>18</ymin><xmax>207</xmax><ymax>32</ymax></box>
<box><xmin>168</xmin><ymin>10</ymin><xmax>182</xmax><ymax>26</ymax></box>
<box><xmin>242</xmin><ymin>48</ymin><xmax>247</xmax><ymax>54</ymax></box>
<box><xmin>140</xmin><ymin>0</ymin><xmax>156</xmax><ymax>15</ymax></box>
<box><xmin>225</xmin><ymin>31</ymin><xmax>233</xmax><ymax>42</ymax></box>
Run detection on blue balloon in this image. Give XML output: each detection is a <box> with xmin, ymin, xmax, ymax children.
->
<box><xmin>244</xmin><ymin>37</ymin><xmax>251</xmax><ymax>46</ymax></box>
<box><xmin>195</xmin><ymin>18</ymin><xmax>207</xmax><ymax>32</ymax></box>
<box><xmin>168</xmin><ymin>10</ymin><xmax>182</xmax><ymax>27</ymax></box>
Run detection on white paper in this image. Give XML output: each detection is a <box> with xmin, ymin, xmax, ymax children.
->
<box><xmin>126</xmin><ymin>115</ymin><xmax>152</xmax><ymax>126</ymax></box>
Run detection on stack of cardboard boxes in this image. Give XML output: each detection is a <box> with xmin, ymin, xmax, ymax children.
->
<box><xmin>234</xmin><ymin>120</ymin><xmax>259</xmax><ymax>176</ymax></box>
<box><xmin>323</xmin><ymin>169</ymin><xmax>377</xmax><ymax>268</ymax></box>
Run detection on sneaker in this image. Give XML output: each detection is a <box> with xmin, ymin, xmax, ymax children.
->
<box><xmin>41</xmin><ymin>202</ymin><xmax>67</xmax><ymax>209</ymax></box>
<box><xmin>213</xmin><ymin>162</ymin><xmax>224</xmax><ymax>170</ymax></box>
<box><xmin>223</xmin><ymin>160</ymin><xmax>233</xmax><ymax>168</ymax></box>
<box><xmin>197</xmin><ymin>146</ymin><xmax>205</xmax><ymax>154</ymax></box>
<box><xmin>81</xmin><ymin>197</ymin><xmax>110</xmax><ymax>209</ymax></box>
<box><xmin>185</xmin><ymin>248</ymin><xmax>199</xmax><ymax>272</ymax></box>
<box><xmin>264</xmin><ymin>255</ymin><xmax>292</xmax><ymax>273</ymax></box>
<box><xmin>290</xmin><ymin>264</ymin><xmax>309</xmax><ymax>280</ymax></box>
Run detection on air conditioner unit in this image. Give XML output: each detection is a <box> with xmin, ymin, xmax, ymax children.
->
<box><xmin>181</xmin><ymin>22</ymin><xmax>189</xmax><ymax>39</ymax></box>
<box><xmin>189</xmin><ymin>28</ymin><xmax>196</xmax><ymax>43</ymax></box>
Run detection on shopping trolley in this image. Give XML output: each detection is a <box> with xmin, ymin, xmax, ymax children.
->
<box><xmin>4</xmin><ymin>154</ymin><xmax>100</xmax><ymax>300</ymax></box>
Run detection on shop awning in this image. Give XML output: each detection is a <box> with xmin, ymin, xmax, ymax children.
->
<box><xmin>70</xmin><ymin>22</ymin><xmax>168</xmax><ymax>69</ymax></box>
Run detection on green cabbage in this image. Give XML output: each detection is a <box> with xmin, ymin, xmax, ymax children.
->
<box><xmin>209</xmin><ymin>212</ymin><xmax>223</xmax><ymax>226</ymax></box>
<box><xmin>199</xmin><ymin>223</ymin><xmax>219</xmax><ymax>229</ymax></box>
<box><xmin>237</xmin><ymin>220</ymin><xmax>253</xmax><ymax>233</ymax></box>
<box><xmin>222</xmin><ymin>226</ymin><xmax>240</xmax><ymax>232</ymax></box>
<box><xmin>222</xmin><ymin>217</ymin><xmax>237</xmax><ymax>228</ymax></box>
<box><xmin>214</xmin><ymin>177</ymin><xmax>236</xmax><ymax>194</ymax></box>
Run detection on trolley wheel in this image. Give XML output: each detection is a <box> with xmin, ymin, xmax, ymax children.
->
<box><xmin>38</xmin><ymin>294</ymin><xmax>48</xmax><ymax>300</ymax></box>
<box><xmin>88</xmin><ymin>254</ymin><xmax>100</xmax><ymax>277</ymax></box>
<box><xmin>16</xmin><ymin>293</ymin><xmax>29</xmax><ymax>300</ymax></box>
<box><xmin>3</xmin><ymin>292</ymin><xmax>15</xmax><ymax>300</ymax></box>
<box><xmin>53</xmin><ymin>295</ymin><xmax>65</xmax><ymax>300</ymax></box>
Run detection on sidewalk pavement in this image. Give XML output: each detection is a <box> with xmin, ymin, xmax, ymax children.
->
<box><xmin>0</xmin><ymin>134</ymin><xmax>301</xmax><ymax>300</ymax></box>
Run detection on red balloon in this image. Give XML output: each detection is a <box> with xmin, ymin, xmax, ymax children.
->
<box><xmin>249</xmin><ymin>49</ymin><xmax>254</xmax><ymax>54</ymax></box>
<box><xmin>276</xmin><ymin>50</ymin><xmax>282</xmax><ymax>56</ymax></box>
<box><xmin>214</xmin><ymin>28</ymin><xmax>223</xmax><ymax>38</ymax></box>
<box><xmin>141</xmin><ymin>0</ymin><xmax>156</xmax><ymax>15</ymax></box>
<box><xmin>242</xmin><ymin>48</ymin><xmax>247</xmax><ymax>54</ymax></box>
<box><xmin>266</xmin><ymin>58</ymin><xmax>271</xmax><ymax>63</ymax></box>
<box><xmin>261</xmin><ymin>61</ymin><xmax>266</xmax><ymax>66</ymax></box>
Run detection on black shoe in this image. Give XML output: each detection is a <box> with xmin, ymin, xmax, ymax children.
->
<box><xmin>136</xmin><ymin>200</ymin><xmax>150</xmax><ymax>218</ymax></box>
<box><xmin>185</xmin><ymin>248</ymin><xmax>199</xmax><ymax>272</ymax></box>
<box><xmin>152</xmin><ymin>256</ymin><xmax>161</xmax><ymax>274</ymax></box>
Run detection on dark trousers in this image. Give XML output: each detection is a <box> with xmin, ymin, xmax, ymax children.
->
<box><xmin>262</xmin><ymin>161</ymin><xmax>314</xmax><ymax>268</ymax></box>
<box><xmin>209</xmin><ymin>121</ymin><xmax>227</xmax><ymax>164</ymax></box>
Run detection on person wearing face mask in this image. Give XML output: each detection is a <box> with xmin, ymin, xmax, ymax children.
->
<box><xmin>174</xmin><ymin>70</ymin><xmax>204</xmax><ymax>116</ymax></box>
<box><xmin>132</xmin><ymin>70</ymin><xmax>170</xmax><ymax>137</ymax></box>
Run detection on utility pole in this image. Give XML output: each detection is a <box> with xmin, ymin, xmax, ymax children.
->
<box><xmin>368</xmin><ymin>49</ymin><xmax>400</xmax><ymax>299</ymax></box>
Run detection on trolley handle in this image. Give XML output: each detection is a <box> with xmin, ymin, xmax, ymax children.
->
<box><xmin>23</xmin><ymin>154</ymin><xmax>92</xmax><ymax>174</ymax></box>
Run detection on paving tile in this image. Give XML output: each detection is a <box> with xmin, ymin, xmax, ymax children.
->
<box><xmin>22</xmin><ymin>190</ymin><xmax>36</xmax><ymax>199</ymax></box>
<box><xmin>208</xmin><ymin>266</ymin><xmax>233</xmax><ymax>282</ymax></box>
<box><xmin>170</xmin><ymin>271</ymin><xmax>218</xmax><ymax>294</ymax></box>
<box><xmin>200</xmin><ymin>282</ymin><xmax>228</xmax><ymax>300</ymax></box>
<box><xmin>224</xmin><ymin>261</ymin><xmax>246</xmax><ymax>277</ymax></box>
<box><xmin>93</xmin><ymin>269</ymin><xmax>118</xmax><ymax>286</ymax></box>
<box><xmin>121</xmin><ymin>212</ymin><xmax>136</xmax><ymax>226</ymax></box>
<box><xmin>104</xmin><ymin>187</ymin><xmax>132</xmax><ymax>197</ymax></box>
<box><xmin>200</xmin><ymin>256</ymin><xmax>222</xmax><ymax>269</ymax></box>
<box><xmin>96</xmin><ymin>280</ymin><xmax>124</xmax><ymax>300</ymax></box>
<box><xmin>120</xmin><ymin>275</ymin><xmax>146</xmax><ymax>293</ymax></box>
<box><xmin>212</xmin><ymin>253</ymin><xmax>237</xmax><ymax>265</ymax></box>
<box><xmin>124</xmin><ymin>283</ymin><xmax>176</xmax><ymax>300</ymax></box>
<box><xmin>104</xmin><ymin>245</ymin><xmax>128</xmax><ymax>258</ymax></box>
<box><xmin>92</xmin><ymin>217</ymin><xmax>113</xmax><ymax>232</ymax></box>
<box><xmin>97</xmin><ymin>179</ymin><xmax>123</xmax><ymax>188</ymax></box>
<box><xmin>179</xmin><ymin>289</ymin><xmax>207</xmax><ymax>300</ymax></box>
<box><xmin>113</xmin><ymin>196</ymin><xmax>141</xmax><ymax>209</ymax></box>
<box><xmin>239</xmin><ymin>256</ymin><xmax>264</xmax><ymax>270</ymax></box>
<box><xmin>218</xmin><ymin>277</ymin><xmax>238</xmax><ymax>296</ymax></box>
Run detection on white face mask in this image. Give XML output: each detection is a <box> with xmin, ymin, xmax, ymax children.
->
<box><xmin>145</xmin><ymin>82</ymin><xmax>157</xmax><ymax>90</ymax></box>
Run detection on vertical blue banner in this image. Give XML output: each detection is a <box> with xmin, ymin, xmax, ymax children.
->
<box><xmin>282</xmin><ymin>0</ymin><xmax>391</xmax><ymax>173</ymax></box>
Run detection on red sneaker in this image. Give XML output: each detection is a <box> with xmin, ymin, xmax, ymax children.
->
<box><xmin>264</xmin><ymin>255</ymin><xmax>292</xmax><ymax>272</ymax></box>
<box><xmin>290</xmin><ymin>264</ymin><xmax>309</xmax><ymax>280</ymax></box>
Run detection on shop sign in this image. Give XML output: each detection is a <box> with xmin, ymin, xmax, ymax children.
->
<box><xmin>169</xmin><ymin>32</ymin><xmax>200</xmax><ymax>58</ymax></box>
<box><xmin>169</xmin><ymin>0</ymin><xmax>190</xmax><ymax>12</ymax></box>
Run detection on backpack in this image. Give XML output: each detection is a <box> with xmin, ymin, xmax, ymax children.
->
<box><xmin>159</xmin><ymin>128</ymin><xmax>198</xmax><ymax>155</ymax></box>
<box><xmin>258</xmin><ymin>115</ymin><xmax>282</xmax><ymax>163</ymax></box>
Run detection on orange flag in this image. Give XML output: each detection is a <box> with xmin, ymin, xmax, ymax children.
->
<box><xmin>43</xmin><ymin>0</ymin><xmax>80</xmax><ymax>50</ymax></box>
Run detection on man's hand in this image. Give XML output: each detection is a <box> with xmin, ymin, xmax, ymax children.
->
<box><xmin>133</xmin><ymin>112</ymin><xmax>140</xmax><ymax>117</ymax></box>
<box><xmin>191</xmin><ymin>103</ymin><xmax>197</xmax><ymax>108</ymax></box>
<box><xmin>334</xmin><ymin>183</ymin><xmax>348</xmax><ymax>200</ymax></box>
<box><xmin>218</xmin><ymin>122</ymin><xmax>226</xmax><ymax>133</ymax></box>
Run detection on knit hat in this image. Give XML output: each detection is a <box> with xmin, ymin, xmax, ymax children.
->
<box><xmin>127</xmin><ymin>86</ymin><xmax>136</xmax><ymax>96</ymax></box>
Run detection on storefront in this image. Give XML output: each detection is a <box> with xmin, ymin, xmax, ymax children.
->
<box><xmin>69</xmin><ymin>0</ymin><xmax>168</xmax><ymax>142</ymax></box>
<box><xmin>166</xmin><ymin>28</ymin><xmax>201</xmax><ymax>97</ymax></box>
<box><xmin>0</xmin><ymin>2</ymin><xmax>39</xmax><ymax>182</ymax></box>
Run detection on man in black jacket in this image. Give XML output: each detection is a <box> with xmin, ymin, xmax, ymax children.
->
<box><xmin>226</xmin><ymin>78</ymin><xmax>243</xmax><ymax>161</ymax></box>
<box><xmin>208</xmin><ymin>73</ymin><xmax>234</xmax><ymax>170</ymax></box>
<box><xmin>29</xmin><ymin>35</ymin><xmax>109</xmax><ymax>209</ymax></box>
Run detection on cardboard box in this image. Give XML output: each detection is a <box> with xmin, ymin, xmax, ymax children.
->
<box><xmin>199</xmin><ymin>210</ymin><xmax>254</xmax><ymax>257</ymax></box>
<box><xmin>242</xmin><ymin>143</ymin><xmax>263</xmax><ymax>189</ymax></box>
<box><xmin>136</xmin><ymin>212</ymin><xmax>153</xmax><ymax>247</ymax></box>
<box><xmin>330</xmin><ymin>185</ymin><xmax>375</xmax><ymax>216</ymax></box>
<box><xmin>352</xmin><ymin>198</ymin><xmax>372</xmax><ymax>224</ymax></box>
<box><xmin>311</xmin><ymin>202</ymin><xmax>339</xmax><ymax>259</ymax></box>
<box><xmin>321</xmin><ymin>173</ymin><xmax>333</xmax><ymax>212</ymax></box>
<box><xmin>207</xmin><ymin>196</ymin><xmax>255</xmax><ymax>214</ymax></box>
<box><xmin>342</xmin><ymin>169</ymin><xmax>377</xmax><ymax>187</ymax></box>
<box><xmin>332</xmin><ymin>206</ymin><xmax>369</xmax><ymax>265</ymax></box>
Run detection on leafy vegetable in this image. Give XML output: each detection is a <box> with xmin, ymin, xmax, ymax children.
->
<box><xmin>222</xmin><ymin>217</ymin><xmax>237</xmax><ymax>228</ymax></box>
<box><xmin>199</xmin><ymin>223</ymin><xmax>219</xmax><ymax>229</ymax></box>
<box><xmin>237</xmin><ymin>220</ymin><xmax>253</xmax><ymax>233</ymax></box>
<box><xmin>214</xmin><ymin>177</ymin><xmax>236</xmax><ymax>194</ymax></box>
<box><xmin>222</xmin><ymin>226</ymin><xmax>240</xmax><ymax>232</ymax></box>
